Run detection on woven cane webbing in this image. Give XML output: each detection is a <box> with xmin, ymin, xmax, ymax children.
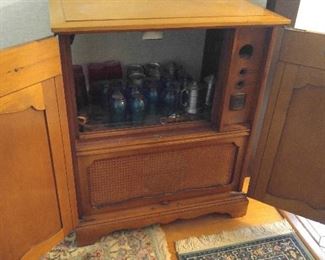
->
<box><xmin>88</xmin><ymin>143</ymin><xmax>237</xmax><ymax>207</ymax></box>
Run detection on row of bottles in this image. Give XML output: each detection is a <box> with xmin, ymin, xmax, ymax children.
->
<box><xmin>73</xmin><ymin>61</ymin><xmax>216</xmax><ymax>129</ymax></box>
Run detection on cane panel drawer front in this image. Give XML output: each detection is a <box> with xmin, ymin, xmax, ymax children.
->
<box><xmin>77</xmin><ymin>135</ymin><xmax>247</xmax><ymax>216</ymax></box>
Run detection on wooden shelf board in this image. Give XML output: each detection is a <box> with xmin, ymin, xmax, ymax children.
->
<box><xmin>49</xmin><ymin>0</ymin><xmax>290</xmax><ymax>33</ymax></box>
<box><xmin>76</xmin><ymin>125</ymin><xmax>250</xmax><ymax>155</ymax></box>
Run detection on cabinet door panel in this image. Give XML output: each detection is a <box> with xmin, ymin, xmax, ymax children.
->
<box><xmin>249</xmin><ymin>29</ymin><xmax>325</xmax><ymax>223</ymax></box>
<box><xmin>0</xmin><ymin>38</ymin><xmax>76</xmax><ymax>260</ymax></box>
<box><xmin>0</xmin><ymin>85</ymin><xmax>62</xmax><ymax>260</ymax></box>
<box><xmin>77</xmin><ymin>135</ymin><xmax>247</xmax><ymax>216</ymax></box>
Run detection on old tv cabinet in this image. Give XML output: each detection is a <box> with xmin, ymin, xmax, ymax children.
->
<box><xmin>49</xmin><ymin>0</ymin><xmax>289</xmax><ymax>245</ymax></box>
<box><xmin>2</xmin><ymin>1</ymin><xmax>325</xmax><ymax>258</ymax></box>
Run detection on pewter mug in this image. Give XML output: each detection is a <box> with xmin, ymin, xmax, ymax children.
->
<box><xmin>181</xmin><ymin>81</ymin><xmax>199</xmax><ymax>114</ymax></box>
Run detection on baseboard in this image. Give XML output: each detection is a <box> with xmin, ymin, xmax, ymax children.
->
<box><xmin>75</xmin><ymin>192</ymin><xmax>248</xmax><ymax>246</ymax></box>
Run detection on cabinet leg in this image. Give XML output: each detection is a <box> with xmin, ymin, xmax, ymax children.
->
<box><xmin>227</xmin><ymin>205</ymin><xmax>248</xmax><ymax>218</ymax></box>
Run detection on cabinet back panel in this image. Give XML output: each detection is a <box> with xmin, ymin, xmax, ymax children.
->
<box><xmin>71</xmin><ymin>29</ymin><xmax>206</xmax><ymax>80</ymax></box>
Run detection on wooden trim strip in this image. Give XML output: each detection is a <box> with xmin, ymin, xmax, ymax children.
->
<box><xmin>53</xmin><ymin>75</ymin><xmax>79</xmax><ymax>227</ymax></box>
<box><xmin>22</xmin><ymin>229</ymin><xmax>64</xmax><ymax>260</ymax></box>
<box><xmin>239</xmin><ymin>27</ymin><xmax>277</xmax><ymax>187</ymax></box>
<box><xmin>0</xmin><ymin>83</ymin><xmax>45</xmax><ymax>114</ymax></box>
<box><xmin>42</xmin><ymin>78</ymin><xmax>76</xmax><ymax>233</ymax></box>
<box><xmin>0</xmin><ymin>37</ymin><xmax>61</xmax><ymax>98</ymax></box>
<box><xmin>76</xmin><ymin>130</ymin><xmax>250</xmax><ymax>156</ymax></box>
<box><xmin>49</xmin><ymin>0</ymin><xmax>290</xmax><ymax>33</ymax></box>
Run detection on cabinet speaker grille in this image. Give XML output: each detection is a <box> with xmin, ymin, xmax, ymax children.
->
<box><xmin>88</xmin><ymin>143</ymin><xmax>237</xmax><ymax>207</ymax></box>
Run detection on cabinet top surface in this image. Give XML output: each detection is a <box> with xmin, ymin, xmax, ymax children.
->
<box><xmin>49</xmin><ymin>0</ymin><xmax>290</xmax><ymax>33</ymax></box>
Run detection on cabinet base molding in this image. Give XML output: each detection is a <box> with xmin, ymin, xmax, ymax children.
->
<box><xmin>75</xmin><ymin>192</ymin><xmax>248</xmax><ymax>246</ymax></box>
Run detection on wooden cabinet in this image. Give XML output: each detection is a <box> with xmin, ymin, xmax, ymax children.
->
<box><xmin>1</xmin><ymin>1</ymin><xmax>325</xmax><ymax>258</ymax></box>
<box><xmin>48</xmin><ymin>0</ymin><xmax>292</xmax><ymax>246</ymax></box>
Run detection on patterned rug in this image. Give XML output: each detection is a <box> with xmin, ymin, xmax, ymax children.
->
<box><xmin>176</xmin><ymin>220</ymin><xmax>314</xmax><ymax>260</ymax></box>
<box><xmin>42</xmin><ymin>225</ymin><xmax>170</xmax><ymax>260</ymax></box>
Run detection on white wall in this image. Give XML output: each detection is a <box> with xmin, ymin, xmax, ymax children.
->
<box><xmin>251</xmin><ymin>0</ymin><xmax>267</xmax><ymax>7</ymax></box>
<box><xmin>0</xmin><ymin>0</ymin><xmax>22</xmax><ymax>8</ymax></box>
<box><xmin>295</xmin><ymin>0</ymin><xmax>325</xmax><ymax>34</ymax></box>
<box><xmin>0</xmin><ymin>0</ymin><xmax>52</xmax><ymax>49</ymax></box>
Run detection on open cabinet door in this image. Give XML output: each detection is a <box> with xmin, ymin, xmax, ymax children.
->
<box><xmin>248</xmin><ymin>28</ymin><xmax>325</xmax><ymax>224</ymax></box>
<box><xmin>0</xmin><ymin>37</ymin><xmax>77</xmax><ymax>259</ymax></box>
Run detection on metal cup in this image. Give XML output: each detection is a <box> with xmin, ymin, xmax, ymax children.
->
<box><xmin>181</xmin><ymin>81</ymin><xmax>199</xmax><ymax>114</ymax></box>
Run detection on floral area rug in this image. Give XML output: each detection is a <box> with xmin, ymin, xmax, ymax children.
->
<box><xmin>176</xmin><ymin>220</ymin><xmax>314</xmax><ymax>260</ymax></box>
<box><xmin>42</xmin><ymin>225</ymin><xmax>170</xmax><ymax>260</ymax></box>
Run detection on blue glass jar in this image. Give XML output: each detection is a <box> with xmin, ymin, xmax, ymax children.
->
<box><xmin>162</xmin><ymin>80</ymin><xmax>177</xmax><ymax>116</ymax></box>
<box><xmin>144</xmin><ymin>78</ymin><xmax>159</xmax><ymax>115</ymax></box>
<box><xmin>129</xmin><ymin>72</ymin><xmax>145</xmax><ymax>89</ymax></box>
<box><xmin>130</xmin><ymin>89</ymin><xmax>145</xmax><ymax>125</ymax></box>
<box><xmin>110</xmin><ymin>89</ymin><xmax>126</xmax><ymax>123</ymax></box>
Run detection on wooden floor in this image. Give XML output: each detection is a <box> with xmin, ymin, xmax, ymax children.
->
<box><xmin>162</xmin><ymin>179</ymin><xmax>283</xmax><ymax>259</ymax></box>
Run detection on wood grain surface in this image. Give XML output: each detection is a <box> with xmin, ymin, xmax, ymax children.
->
<box><xmin>49</xmin><ymin>0</ymin><xmax>290</xmax><ymax>33</ymax></box>
<box><xmin>0</xmin><ymin>37</ymin><xmax>77</xmax><ymax>259</ymax></box>
<box><xmin>249</xmin><ymin>29</ymin><xmax>325</xmax><ymax>224</ymax></box>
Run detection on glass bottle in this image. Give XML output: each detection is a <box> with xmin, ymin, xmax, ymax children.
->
<box><xmin>130</xmin><ymin>88</ymin><xmax>145</xmax><ymax>125</ymax></box>
<box><xmin>145</xmin><ymin>78</ymin><xmax>159</xmax><ymax>115</ymax></box>
<box><xmin>110</xmin><ymin>89</ymin><xmax>126</xmax><ymax>124</ymax></box>
<box><xmin>128</xmin><ymin>72</ymin><xmax>146</xmax><ymax>96</ymax></box>
<box><xmin>162</xmin><ymin>79</ymin><xmax>177</xmax><ymax>116</ymax></box>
